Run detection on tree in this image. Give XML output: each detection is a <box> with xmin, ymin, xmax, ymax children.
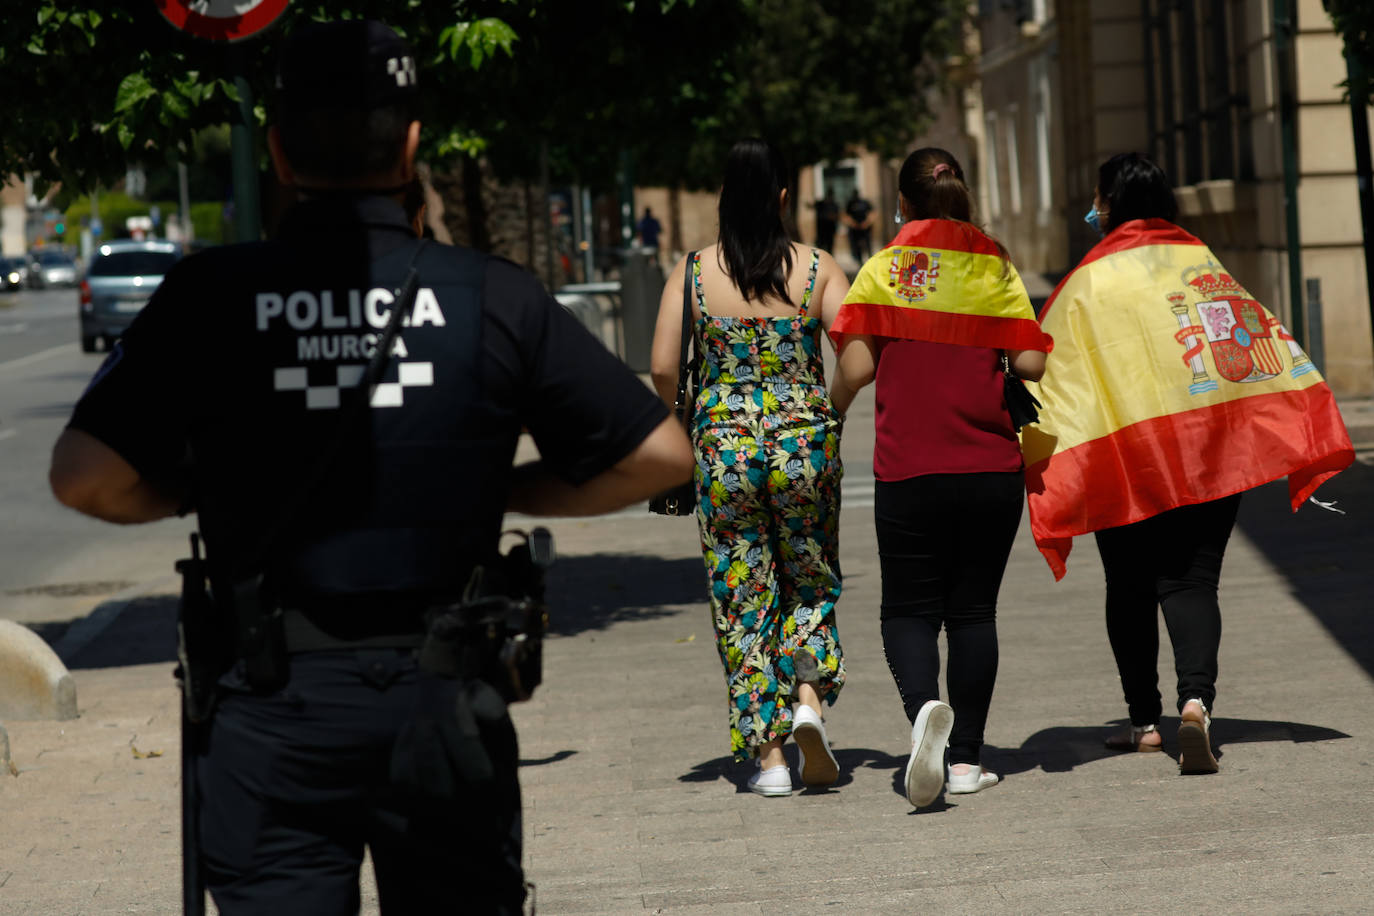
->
<box><xmin>1326</xmin><ymin>0</ymin><xmax>1373</xmax><ymax>105</ymax></box>
<box><xmin>1</xmin><ymin>1</ymin><xmax>963</xmax><ymax>254</ymax></box>
<box><xmin>0</xmin><ymin>2</ymin><xmax>520</xmax><ymax>192</ymax></box>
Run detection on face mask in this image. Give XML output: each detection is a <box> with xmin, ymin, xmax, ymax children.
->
<box><xmin>1084</xmin><ymin>206</ymin><xmax>1104</xmax><ymax>235</ymax></box>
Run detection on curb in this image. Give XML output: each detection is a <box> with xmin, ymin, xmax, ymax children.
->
<box><xmin>0</xmin><ymin>620</ymin><xmax>77</xmax><ymax>721</ymax></box>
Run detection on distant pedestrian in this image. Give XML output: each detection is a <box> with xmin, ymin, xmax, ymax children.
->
<box><xmin>1024</xmin><ymin>152</ymin><xmax>1353</xmax><ymax>773</ymax></box>
<box><xmin>830</xmin><ymin>148</ymin><xmax>1050</xmax><ymax>808</ymax></box>
<box><xmin>842</xmin><ymin>189</ymin><xmax>874</xmax><ymax>263</ymax></box>
<box><xmin>650</xmin><ymin>138</ymin><xmax>852</xmax><ymax>796</ymax></box>
<box><xmin>812</xmin><ymin>192</ymin><xmax>839</xmax><ymax>253</ymax></box>
<box><xmin>636</xmin><ymin>207</ymin><xmax>662</xmax><ymax>250</ymax></box>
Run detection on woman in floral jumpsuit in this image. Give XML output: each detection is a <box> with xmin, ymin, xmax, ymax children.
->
<box><xmin>650</xmin><ymin>139</ymin><xmax>850</xmax><ymax>796</ymax></box>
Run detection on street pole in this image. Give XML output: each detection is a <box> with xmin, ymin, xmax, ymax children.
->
<box><xmin>1274</xmin><ymin>0</ymin><xmax>1306</xmax><ymax>345</ymax></box>
<box><xmin>178</xmin><ymin>162</ymin><xmax>193</xmax><ymax>243</ymax></box>
<box><xmin>228</xmin><ymin>44</ymin><xmax>262</xmax><ymax>243</ymax></box>
<box><xmin>1344</xmin><ymin>49</ymin><xmax>1374</xmax><ymax>362</ymax></box>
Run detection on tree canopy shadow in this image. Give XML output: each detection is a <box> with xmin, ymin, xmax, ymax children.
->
<box><xmin>1233</xmin><ymin>466</ymin><xmax>1374</xmax><ymax>681</ymax></box>
<box><xmin>544</xmin><ymin>552</ymin><xmax>705</xmax><ymax>637</ymax></box>
<box><xmin>30</xmin><ymin>594</ymin><xmax>179</xmax><ymax>670</ymax></box>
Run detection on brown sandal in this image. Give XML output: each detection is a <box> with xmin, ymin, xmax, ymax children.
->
<box><xmin>1105</xmin><ymin>723</ymin><xmax>1162</xmax><ymax>752</ymax></box>
<box><xmin>1178</xmin><ymin>700</ymin><xmax>1218</xmax><ymax>773</ymax></box>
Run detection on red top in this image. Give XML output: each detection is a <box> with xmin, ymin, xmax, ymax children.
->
<box><xmin>873</xmin><ymin>339</ymin><xmax>1023</xmax><ymax>481</ymax></box>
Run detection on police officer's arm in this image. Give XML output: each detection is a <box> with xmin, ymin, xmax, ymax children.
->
<box><xmin>50</xmin><ymin>428</ymin><xmax>184</xmax><ymax>523</ymax></box>
<box><xmin>49</xmin><ymin>268</ymin><xmax>193</xmax><ymax>525</ymax></box>
<box><xmin>487</xmin><ymin>260</ymin><xmax>691</xmax><ymax>517</ymax></box>
<box><xmin>508</xmin><ymin>416</ymin><xmax>691</xmax><ymax>516</ymax></box>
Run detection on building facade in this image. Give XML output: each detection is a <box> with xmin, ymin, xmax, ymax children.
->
<box><xmin>978</xmin><ymin>0</ymin><xmax>1374</xmax><ymax>397</ymax></box>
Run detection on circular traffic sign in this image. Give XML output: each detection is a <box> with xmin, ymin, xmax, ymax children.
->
<box><xmin>155</xmin><ymin>0</ymin><xmax>290</xmax><ymax>43</ymax></box>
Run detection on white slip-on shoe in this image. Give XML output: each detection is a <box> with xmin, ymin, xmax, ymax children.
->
<box><xmin>946</xmin><ymin>763</ymin><xmax>999</xmax><ymax>794</ymax></box>
<box><xmin>904</xmin><ymin>700</ymin><xmax>954</xmax><ymax>807</ymax></box>
<box><xmin>748</xmin><ymin>764</ymin><xmax>793</xmax><ymax>797</ymax></box>
<box><xmin>793</xmin><ymin>705</ymin><xmax>839</xmax><ymax>787</ymax></box>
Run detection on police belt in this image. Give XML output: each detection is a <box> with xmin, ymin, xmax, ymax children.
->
<box><xmin>281</xmin><ymin>606</ymin><xmax>427</xmax><ymax>653</ymax></box>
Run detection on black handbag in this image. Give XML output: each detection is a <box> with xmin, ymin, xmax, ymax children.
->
<box><xmin>1002</xmin><ymin>351</ymin><xmax>1042</xmax><ymax>431</ymax></box>
<box><xmin>648</xmin><ymin>251</ymin><xmax>699</xmax><ymax>516</ymax></box>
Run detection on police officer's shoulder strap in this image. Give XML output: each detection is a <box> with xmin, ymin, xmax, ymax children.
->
<box><xmin>247</xmin><ymin>239</ymin><xmax>431</xmax><ymax>571</ymax></box>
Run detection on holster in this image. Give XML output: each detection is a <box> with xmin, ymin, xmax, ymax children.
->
<box><xmin>175</xmin><ymin>534</ymin><xmax>232</xmax><ymax>724</ymax></box>
<box><xmin>226</xmin><ymin>573</ymin><xmax>288</xmax><ymax>693</ymax></box>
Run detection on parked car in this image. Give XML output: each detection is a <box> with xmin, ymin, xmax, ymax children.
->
<box><xmin>1</xmin><ymin>256</ymin><xmax>26</xmax><ymax>291</ymax></box>
<box><xmin>79</xmin><ymin>240</ymin><xmax>182</xmax><ymax>352</ymax></box>
<box><xmin>28</xmin><ymin>249</ymin><xmax>80</xmax><ymax>288</ymax></box>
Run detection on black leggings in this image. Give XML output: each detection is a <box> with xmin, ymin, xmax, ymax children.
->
<box><xmin>1093</xmin><ymin>494</ymin><xmax>1240</xmax><ymax>726</ymax></box>
<box><xmin>875</xmin><ymin>472</ymin><xmax>1024</xmax><ymax>765</ymax></box>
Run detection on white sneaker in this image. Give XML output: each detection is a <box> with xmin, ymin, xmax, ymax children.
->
<box><xmin>946</xmin><ymin>763</ymin><xmax>999</xmax><ymax>794</ymax></box>
<box><xmin>748</xmin><ymin>764</ymin><xmax>793</xmax><ymax>797</ymax></box>
<box><xmin>793</xmin><ymin>705</ymin><xmax>839</xmax><ymax>787</ymax></box>
<box><xmin>904</xmin><ymin>700</ymin><xmax>954</xmax><ymax>807</ymax></box>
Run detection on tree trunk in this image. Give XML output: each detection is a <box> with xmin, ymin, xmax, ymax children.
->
<box><xmin>462</xmin><ymin>157</ymin><xmax>492</xmax><ymax>252</ymax></box>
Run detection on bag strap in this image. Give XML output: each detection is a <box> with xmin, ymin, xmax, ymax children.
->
<box><xmin>673</xmin><ymin>252</ymin><xmax>698</xmax><ymax>420</ymax></box>
<box><xmin>241</xmin><ymin>239</ymin><xmax>431</xmax><ymax>574</ymax></box>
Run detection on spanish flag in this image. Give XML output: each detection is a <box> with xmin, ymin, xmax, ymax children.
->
<box><xmin>829</xmin><ymin>219</ymin><xmax>1053</xmax><ymax>352</ymax></box>
<box><xmin>1023</xmin><ymin>218</ymin><xmax>1354</xmax><ymax>580</ymax></box>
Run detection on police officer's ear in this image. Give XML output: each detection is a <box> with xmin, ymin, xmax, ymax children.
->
<box><xmin>267</xmin><ymin>126</ymin><xmax>296</xmax><ymax>188</ymax></box>
<box><xmin>400</xmin><ymin>120</ymin><xmax>422</xmax><ymax>182</ymax></box>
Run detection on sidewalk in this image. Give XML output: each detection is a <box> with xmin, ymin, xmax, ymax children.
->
<box><xmin>3</xmin><ymin>392</ymin><xmax>1373</xmax><ymax>914</ymax></box>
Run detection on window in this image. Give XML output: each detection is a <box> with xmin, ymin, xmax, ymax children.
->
<box><xmin>1142</xmin><ymin>0</ymin><xmax>1251</xmax><ymax>184</ymax></box>
<box><xmin>1033</xmin><ymin>59</ymin><xmax>1053</xmax><ymax>214</ymax></box>
<box><xmin>984</xmin><ymin>112</ymin><xmax>1002</xmax><ymax>219</ymax></box>
<box><xmin>1006</xmin><ymin>106</ymin><xmax>1023</xmax><ymax>214</ymax></box>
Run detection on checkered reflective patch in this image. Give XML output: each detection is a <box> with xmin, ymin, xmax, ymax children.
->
<box><xmin>386</xmin><ymin>56</ymin><xmax>417</xmax><ymax>87</ymax></box>
<box><xmin>273</xmin><ymin>361</ymin><xmax>433</xmax><ymax>409</ymax></box>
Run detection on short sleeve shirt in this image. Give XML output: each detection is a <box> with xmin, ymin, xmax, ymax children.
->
<box><xmin>873</xmin><ymin>338</ymin><xmax>1022</xmax><ymax>482</ymax></box>
<box><xmin>68</xmin><ymin>195</ymin><xmax>667</xmax><ymax>595</ymax></box>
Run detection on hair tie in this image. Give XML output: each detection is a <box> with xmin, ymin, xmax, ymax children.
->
<box><xmin>931</xmin><ymin>163</ymin><xmax>953</xmax><ymax>180</ymax></box>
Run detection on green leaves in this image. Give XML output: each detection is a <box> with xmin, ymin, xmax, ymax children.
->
<box><xmin>439</xmin><ymin>18</ymin><xmax>518</xmax><ymax>69</ymax></box>
<box><xmin>114</xmin><ymin>73</ymin><xmax>157</xmax><ymax>113</ymax></box>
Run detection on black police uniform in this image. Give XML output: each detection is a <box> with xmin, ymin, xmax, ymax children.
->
<box><xmin>66</xmin><ymin>193</ymin><xmax>669</xmax><ymax>912</ymax></box>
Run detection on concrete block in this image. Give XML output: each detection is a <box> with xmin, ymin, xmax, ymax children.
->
<box><xmin>0</xmin><ymin>620</ymin><xmax>77</xmax><ymax>721</ymax></box>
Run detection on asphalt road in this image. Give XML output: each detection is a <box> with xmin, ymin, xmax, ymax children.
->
<box><xmin>0</xmin><ymin>286</ymin><xmax>190</xmax><ymax>626</ymax></box>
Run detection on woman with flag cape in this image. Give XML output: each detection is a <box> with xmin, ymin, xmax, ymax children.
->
<box><xmin>1024</xmin><ymin>153</ymin><xmax>1353</xmax><ymax>772</ymax></box>
<box><xmin>830</xmin><ymin>148</ymin><xmax>1052</xmax><ymax>808</ymax></box>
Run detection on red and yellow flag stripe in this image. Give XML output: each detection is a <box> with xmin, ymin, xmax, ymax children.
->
<box><xmin>829</xmin><ymin>219</ymin><xmax>1052</xmax><ymax>352</ymax></box>
<box><xmin>1024</xmin><ymin>218</ymin><xmax>1353</xmax><ymax>579</ymax></box>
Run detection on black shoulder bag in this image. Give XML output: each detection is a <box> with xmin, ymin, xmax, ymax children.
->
<box><xmin>648</xmin><ymin>251</ymin><xmax>699</xmax><ymax>516</ymax></box>
<box><xmin>1002</xmin><ymin>351</ymin><xmax>1042</xmax><ymax>431</ymax></box>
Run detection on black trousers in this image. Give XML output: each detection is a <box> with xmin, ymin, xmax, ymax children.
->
<box><xmin>875</xmin><ymin>472</ymin><xmax>1024</xmax><ymax>765</ymax></box>
<box><xmin>1093</xmin><ymin>494</ymin><xmax>1241</xmax><ymax>726</ymax></box>
<box><xmin>196</xmin><ymin>649</ymin><xmax>525</xmax><ymax>915</ymax></box>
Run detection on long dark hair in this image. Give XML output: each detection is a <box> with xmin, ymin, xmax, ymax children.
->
<box><xmin>1098</xmin><ymin>152</ymin><xmax>1177</xmax><ymax>232</ymax></box>
<box><xmin>898</xmin><ymin>147</ymin><xmax>1009</xmax><ymax>269</ymax></box>
<box><xmin>717</xmin><ymin>138</ymin><xmax>794</xmax><ymax>305</ymax></box>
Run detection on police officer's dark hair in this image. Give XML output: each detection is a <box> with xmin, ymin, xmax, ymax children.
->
<box><xmin>1098</xmin><ymin>152</ymin><xmax>1178</xmax><ymax>232</ymax></box>
<box><xmin>717</xmin><ymin>138</ymin><xmax>794</xmax><ymax>306</ymax></box>
<box><xmin>277</xmin><ymin>105</ymin><xmax>413</xmax><ymax>182</ymax></box>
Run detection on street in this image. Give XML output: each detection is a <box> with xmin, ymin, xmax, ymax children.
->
<box><xmin>1</xmin><ymin>294</ymin><xmax>1373</xmax><ymax>912</ymax></box>
<box><xmin>0</xmin><ymin>287</ymin><xmax>191</xmax><ymax>629</ymax></box>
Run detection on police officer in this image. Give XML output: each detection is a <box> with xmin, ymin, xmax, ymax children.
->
<box><xmin>49</xmin><ymin>20</ymin><xmax>692</xmax><ymax>915</ymax></box>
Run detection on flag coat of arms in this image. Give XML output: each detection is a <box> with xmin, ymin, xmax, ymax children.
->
<box><xmin>829</xmin><ymin>219</ymin><xmax>1053</xmax><ymax>353</ymax></box>
<box><xmin>1023</xmin><ymin>218</ymin><xmax>1354</xmax><ymax>579</ymax></box>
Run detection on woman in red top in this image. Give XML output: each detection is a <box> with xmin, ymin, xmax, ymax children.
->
<box><xmin>831</xmin><ymin>148</ymin><xmax>1046</xmax><ymax>808</ymax></box>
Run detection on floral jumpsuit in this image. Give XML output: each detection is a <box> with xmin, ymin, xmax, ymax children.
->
<box><xmin>690</xmin><ymin>250</ymin><xmax>846</xmax><ymax>761</ymax></box>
